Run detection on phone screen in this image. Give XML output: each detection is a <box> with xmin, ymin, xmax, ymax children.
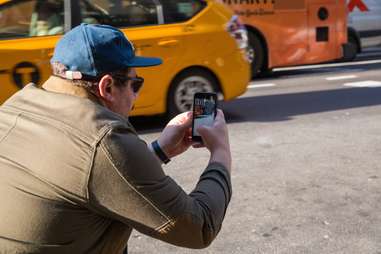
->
<box><xmin>192</xmin><ymin>93</ymin><xmax>217</xmax><ymax>142</ymax></box>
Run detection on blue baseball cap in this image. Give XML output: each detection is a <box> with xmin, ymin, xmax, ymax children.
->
<box><xmin>51</xmin><ymin>23</ymin><xmax>162</xmax><ymax>80</ymax></box>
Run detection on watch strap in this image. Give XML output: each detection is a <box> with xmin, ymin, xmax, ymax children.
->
<box><xmin>151</xmin><ymin>140</ymin><xmax>170</xmax><ymax>164</ymax></box>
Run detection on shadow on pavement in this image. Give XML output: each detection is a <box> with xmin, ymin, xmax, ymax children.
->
<box><xmin>131</xmin><ymin>87</ymin><xmax>381</xmax><ymax>133</ymax></box>
<box><xmin>221</xmin><ymin>87</ymin><xmax>381</xmax><ymax>123</ymax></box>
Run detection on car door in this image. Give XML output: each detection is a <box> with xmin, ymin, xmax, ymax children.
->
<box><xmin>0</xmin><ymin>0</ymin><xmax>73</xmax><ymax>104</ymax></box>
<box><xmin>78</xmin><ymin>0</ymin><xmax>186</xmax><ymax>111</ymax></box>
<box><xmin>349</xmin><ymin>0</ymin><xmax>381</xmax><ymax>48</ymax></box>
<box><xmin>363</xmin><ymin>0</ymin><xmax>381</xmax><ymax>47</ymax></box>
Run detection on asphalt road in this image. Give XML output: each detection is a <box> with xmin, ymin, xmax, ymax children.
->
<box><xmin>128</xmin><ymin>48</ymin><xmax>381</xmax><ymax>254</ymax></box>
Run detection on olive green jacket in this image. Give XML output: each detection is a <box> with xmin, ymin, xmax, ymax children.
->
<box><xmin>0</xmin><ymin>79</ymin><xmax>232</xmax><ymax>253</ymax></box>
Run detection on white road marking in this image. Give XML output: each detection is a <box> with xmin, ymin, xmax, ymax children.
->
<box><xmin>273</xmin><ymin>59</ymin><xmax>381</xmax><ymax>72</ymax></box>
<box><xmin>343</xmin><ymin>81</ymin><xmax>381</xmax><ymax>88</ymax></box>
<box><xmin>326</xmin><ymin>75</ymin><xmax>357</xmax><ymax>81</ymax></box>
<box><xmin>248</xmin><ymin>83</ymin><xmax>276</xmax><ymax>89</ymax></box>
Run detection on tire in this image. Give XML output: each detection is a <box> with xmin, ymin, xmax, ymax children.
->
<box><xmin>248</xmin><ymin>32</ymin><xmax>266</xmax><ymax>77</ymax></box>
<box><xmin>343</xmin><ymin>34</ymin><xmax>359</xmax><ymax>61</ymax></box>
<box><xmin>167</xmin><ymin>69</ymin><xmax>218</xmax><ymax>118</ymax></box>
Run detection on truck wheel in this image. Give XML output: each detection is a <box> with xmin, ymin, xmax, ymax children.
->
<box><xmin>167</xmin><ymin>69</ymin><xmax>218</xmax><ymax>118</ymax></box>
<box><xmin>248</xmin><ymin>32</ymin><xmax>266</xmax><ymax>77</ymax></box>
<box><xmin>343</xmin><ymin>34</ymin><xmax>359</xmax><ymax>61</ymax></box>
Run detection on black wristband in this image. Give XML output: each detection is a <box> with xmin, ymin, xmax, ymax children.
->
<box><xmin>152</xmin><ymin>140</ymin><xmax>170</xmax><ymax>164</ymax></box>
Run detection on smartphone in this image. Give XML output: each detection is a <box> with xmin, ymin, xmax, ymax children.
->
<box><xmin>192</xmin><ymin>92</ymin><xmax>217</xmax><ymax>143</ymax></box>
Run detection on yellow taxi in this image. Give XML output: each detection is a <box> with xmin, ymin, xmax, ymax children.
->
<box><xmin>0</xmin><ymin>0</ymin><xmax>250</xmax><ymax>116</ymax></box>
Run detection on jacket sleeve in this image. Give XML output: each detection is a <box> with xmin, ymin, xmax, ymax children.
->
<box><xmin>87</xmin><ymin>125</ymin><xmax>232</xmax><ymax>249</ymax></box>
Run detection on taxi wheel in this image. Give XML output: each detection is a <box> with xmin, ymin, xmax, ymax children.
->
<box><xmin>248</xmin><ymin>32</ymin><xmax>265</xmax><ymax>78</ymax></box>
<box><xmin>167</xmin><ymin>69</ymin><xmax>218</xmax><ymax>118</ymax></box>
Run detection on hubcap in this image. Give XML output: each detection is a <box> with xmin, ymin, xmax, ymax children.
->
<box><xmin>174</xmin><ymin>76</ymin><xmax>214</xmax><ymax>112</ymax></box>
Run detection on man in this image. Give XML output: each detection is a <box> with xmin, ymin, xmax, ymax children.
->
<box><xmin>29</xmin><ymin>0</ymin><xmax>64</xmax><ymax>36</ymax></box>
<box><xmin>0</xmin><ymin>24</ymin><xmax>232</xmax><ymax>253</ymax></box>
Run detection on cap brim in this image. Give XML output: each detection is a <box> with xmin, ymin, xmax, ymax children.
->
<box><xmin>127</xmin><ymin>56</ymin><xmax>162</xmax><ymax>67</ymax></box>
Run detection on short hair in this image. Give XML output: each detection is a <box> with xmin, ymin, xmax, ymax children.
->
<box><xmin>51</xmin><ymin>62</ymin><xmax>130</xmax><ymax>88</ymax></box>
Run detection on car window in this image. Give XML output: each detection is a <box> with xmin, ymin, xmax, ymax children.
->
<box><xmin>161</xmin><ymin>0</ymin><xmax>206</xmax><ymax>24</ymax></box>
<box><xmin>0</xmin><ymin>0</ymin><xmax>64</xmax><ymax>40</ymax></box>
<box><xmin>81</xmin><ymin>0</ymin><xmax>158</xmax><ymax>28</ymax></box>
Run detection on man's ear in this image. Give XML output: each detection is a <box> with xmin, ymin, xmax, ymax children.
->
<box><xmin>97</xmin><ymin>75</ymin><xmax>114</xmax><ymax>102</ymax></box>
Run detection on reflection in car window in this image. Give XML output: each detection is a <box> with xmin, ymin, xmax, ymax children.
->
<box><xmin>82</xmin><ymin>0</ymin><xmax>158</xmax><ymax>28</ymax></box>
<box><xmin>0</xmin><ymin>0</ymin><xmax>64</xmax><ymax>40</ymax></box>
<box><xmin>162</xmin><ymin>0</ymin><xmax>206</xmax><ymax>24</ymax></box>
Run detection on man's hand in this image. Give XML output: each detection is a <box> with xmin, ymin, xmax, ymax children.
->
<box><xmin>197</xmin><ymin>109</ymin><xmax>231</xmax><ymax>172</ymax></box>
<box><xmin>157</xmin><ymin>112</ymin><xmax>193</xmax><ymax>159</ymax></box>
<box><xmin>155</xmin><ymin>110</ymin><xmax>231</xmax><ymax>173</ymax></box>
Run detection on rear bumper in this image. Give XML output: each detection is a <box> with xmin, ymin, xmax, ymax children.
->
<box><xmin>214</xmin><ymin>50</ymin><xmax>251</xmax><ymax>101</ymax></box>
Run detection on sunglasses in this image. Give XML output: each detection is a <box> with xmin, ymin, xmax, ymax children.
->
<box><xmin>114</xmin><ymin>75</ymin><xmax>144</xmax><ymax>93</ymax></box>
<box><xmin>125</xmin><ymin>76</ymin><xmax>144</xmax><ymax>93</ymax></box>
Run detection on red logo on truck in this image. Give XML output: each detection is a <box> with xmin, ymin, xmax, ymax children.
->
<box><xmin>348</xmin><ymin>0</ymin><xmax>369</xmax><ymax>12</ymax></box>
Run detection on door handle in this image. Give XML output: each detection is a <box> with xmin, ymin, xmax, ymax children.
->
<box><xmin>157</xmin><ymin>39</ymin><xmax>179</xmax><ymax>47</ymax></box>
<box><xmin>184</xmin><ymin>24</ymin><xmax>195</xmax><ymax>32</ymax></box>
<box><xmin>135</xmin><ymin>44</ymin><xmax>153</xmax><ymax>55</ymax></box>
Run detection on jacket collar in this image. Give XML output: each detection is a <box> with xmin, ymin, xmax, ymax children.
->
<box><xmin>42</xmin><ymin>76</ymin><xmax>102</xmax><ymax>105</ymax></box>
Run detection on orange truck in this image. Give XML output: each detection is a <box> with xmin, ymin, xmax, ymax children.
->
<box><xmin>220</xmin><ymin>0</ymin><xmax>349</xmax><ymax>76</ymax></box>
